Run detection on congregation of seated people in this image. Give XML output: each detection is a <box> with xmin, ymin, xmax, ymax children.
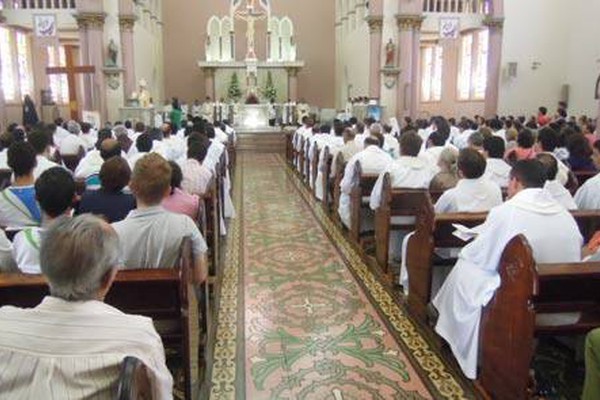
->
<box><xmin>292</xmin><ymin>104</ymin><xmax>600</xmax><ymax>397</ymax></box>
<box><xmin>0</xmin><ymin>114</ymin><xmax>236</xmax><ymax>397</ymax></box>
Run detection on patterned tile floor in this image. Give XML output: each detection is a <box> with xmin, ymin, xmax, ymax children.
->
<box><xmin>209</xmin><ymin>153</ymin><xmax>474</xmax><ymax>400</ymax></box>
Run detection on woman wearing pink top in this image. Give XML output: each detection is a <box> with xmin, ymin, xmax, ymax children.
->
<box><xmin>505</xmin><ymin>129</ymin><xmax>537</xmax><ymax>165</ymax></box>
<box><xmin>162</xmin><ymin>161</ymin><xmax>200</xmax><ymax>220</ymax></box>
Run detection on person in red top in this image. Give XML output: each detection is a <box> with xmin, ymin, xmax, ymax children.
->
<box><xmin>505</xmin><ymin>129</ymin><xmax>537</xmax><ymax>165</ymax></box>
<box><xmin>537</xmin><ymin>106</ymin><xmax>551</xmax><ymax>127</ymax></box>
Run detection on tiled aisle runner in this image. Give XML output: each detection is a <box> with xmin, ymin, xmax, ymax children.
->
<box><xmin>210</xmin><ymin>153</ymin><xmax>471</xmax><ymax>400</ymax></box>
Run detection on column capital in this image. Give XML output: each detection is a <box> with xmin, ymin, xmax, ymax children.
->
<box><xmin>365</xmin><ymin>15</ymin><xmax>384</xmax><ymax>34</ymax></box>
<box><xmin>74</xmin><ymin>12</ymin><xmax>107</xmax><ymax>29</ymax></box>
<box><xmin>482</xmin><ymin>16</ymin><xmax>505</xmax><ymax>29</ymax></box>
<box><xmin>395</xmin><ymin>14</ymin><xmax>425</xmax><ymax>31</ymax></box>
<box><xmin>286</xmin><ymin>66</ymin><xmax>301</xmax><ymax>77</ymax></box>
<box><xmin>119</xmin><ymin>14</ymin><xmax>137</xmax><ymax>31</ymax></box>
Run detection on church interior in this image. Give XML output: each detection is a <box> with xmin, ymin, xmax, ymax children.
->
<box><xmin>0</xmin><ymin>0</ymin><xmax>600</xmax><ymax>399</ymax></box>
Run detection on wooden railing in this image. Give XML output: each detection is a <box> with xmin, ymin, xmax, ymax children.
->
<box><xmin>422</xmin><ymin>0</ymin><xmax>490</xmax><ymax>14</ymax></box>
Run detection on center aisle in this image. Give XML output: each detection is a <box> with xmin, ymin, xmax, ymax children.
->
<box><xmin>209</xmin><ymin>153</ymin><xmax>473</xmax><ymax>400</ymax></box>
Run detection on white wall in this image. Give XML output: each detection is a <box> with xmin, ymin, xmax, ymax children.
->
<box><xmin>565</xmin><ymin>0</ymin><xmax>600</xmax><ymax>117</ymax></box>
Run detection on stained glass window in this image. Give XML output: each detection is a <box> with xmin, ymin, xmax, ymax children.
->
<box><xmin>16</xmin><ymin>31</ymin><xmax>32</xmax><ymax>98</ymax></box>
<box><xmin>0</xmin><ymin>27</ymin><xmax>16</xmax><ymax>101</ymax></box>
<box><xmin>421</xmin><ymin>45</ymin><xmax>443</xmax><ymax>102</ymax></box>
<box><xmin>457</xmin><ymin>29</ymin><xmax>488</xmax><ymax>100</ymax></box>
<box><xmin>457</xmin><ymin>33</ymin><xmax>473</xmax><ymax>100</ymax></box>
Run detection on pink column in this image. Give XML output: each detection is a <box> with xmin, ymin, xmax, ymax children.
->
<box><xmin>483</xmin><ymin>17</ymin><xmax>504</xmax><ymax>118</ymax></box>
<box><xmin>75</xmin><ymin>19</ymin><xmax>93</xmax><ymax>111</ymax></box>
<box><xmin>0</xmin><ymin>14</ymin><xmax>6</xmax><ymax>129</ymax></box>
<box><xmin>287</xmin><ymin>67</ymin><xmax>299</xmax><ymax>101</ymax></box>
<box><xmin>366</xmin><ymin>15</ymin><xmax>383</xmax><ymax>101</ymax></box>
<box><xmin>203</xmin><ymin>68</ymin><xmax>216</xmax><ymax>100</ymax></box>
<box><xmin>119</xmin><ymin>15</ymin><xmax>137</xmax><ymax>99</ymax></box>
<box><xmin>395</xmin><ymin>15</ymin><xmax>414</xmax><ymax>119</ymax></box>
<box><xmin>75</xmin><ymin>12</ymin><xmax>107</xmax><ymax>122</ymax></box>
<box><xmin>410</xmin><ymin>18</ymin><xmax>424</xmax><ymax>119</ymax></box>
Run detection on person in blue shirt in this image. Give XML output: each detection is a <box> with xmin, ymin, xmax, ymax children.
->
<box><xmin>0</xmin><ymin>142</ymin><xmax>42</xmax><ymax>229</ymax></box>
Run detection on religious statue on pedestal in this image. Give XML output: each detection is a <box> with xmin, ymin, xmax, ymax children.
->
<box><xmin>385</xmin><ymin>39</ymin><xmax>396</xmax><ymax>67</ymax></box>
<box><xmin>107</xmin><ymin>39</ymin><xmax>119</xmax><ymax>67</ymax></box>
<box><xmin>137</xmin><ymin>79</ymin><xmax>151</xmax><ymax>108</ymax></box>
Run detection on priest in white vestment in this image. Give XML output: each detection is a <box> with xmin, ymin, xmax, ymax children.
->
<box><xmin>574</xmin><ymin>173</ymin><xmax>600</xmax><ymax>209</ymax></box>
<box><xmin>434</xmin><ymin>148</ymin><xmax>503</xmax><ymax>214</ymax></box>
<box><xmin>535</xmin><ymin>127</ymin><xmax>570</xmax><ymax>186</ymax></box>
<box><xmin>537</xmin><ymin>153</ymin><xmax>577</xmax><ymax>210</ymax></box>
<box><xmin>314</xmin><ymin>126</ymin><xmax>345</xmax><ymax>201</ymax></box>
<box><xmin>483</xmin><ymin>136</ymin><xmax>511</xmax><ymax>188</ymax></box>
<box><xmin>338</xmin><ymin>136</ymin><xmax>393</xmax><ymax>228</ymax></box>
<box><xmin>432</xmin><ymin>160</ymin><xmax>583</xmax><ymax>379</ymax></box>
<box><xmin>0</xmin><ymin>215</ymin><xmax>173</xmax><ymax>398</ymax></box>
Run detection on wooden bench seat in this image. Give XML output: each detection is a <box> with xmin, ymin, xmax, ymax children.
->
<box><xmin>0</xmin><ymin>240</ymin><xmax>205</xmax><ymax>399</ymax></box>
<box><xmin>479</xmin><ymin>234</ymin><xmax>600</xmax><ymax>399</ymax></box>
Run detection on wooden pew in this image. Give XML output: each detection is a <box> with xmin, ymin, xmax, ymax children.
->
<box><xmin>406</xmin><ymin>200</ymin><xmax>488</xmax><ymax>321</ymax></box>
<box><xmin>285</xmin><ymin>131</ymin><xmax>294</xmax><ymax>165</ymax></box>
<box><xmin>320</xmin><ymin>146</ymin><xmax>333</xmax><ymax>213</ymax></box>
<box><xmin>226</xmin><ymin>135</ymin><xmax>236</xmax><ymax>177</ymax></box>
<box><xmin>373</xmin><ymin>173</ymin><xmax>429</xmax><ymax>278</ymax></box>
<box><xmin>406</xmin><ymin>205</ymin><xmax>600</xmax><ymax>322</ymax></box>
<box><xmin>199</xmin><ymin>176</ymin><xmax>220</xmax><ymax>278</ymax></box>
<box><xmin>116</xmin><ymin>356</ymin><xmax>152</xmax><ymax>400</ymax></box>
<box><xmin>0</xmin><ymin>240</ymin><xmax>204</xmax><ymax>400</ymax></box>
<box><xmin>332</xmin><ymin>158</ymin><xmax>346</xmax><ymax>224</ymax></box>
<box><xmin>298</xmin><ymin>136</ymin><xmax>306</xmax><ymax>178</ymax></box>
<box><xmin>348</xmin><ymin>161</ymin><xmax>379</xmax><ymax>244</ymax></box>
<box><xmin>479</xmin><ymin>234</ymin><xmax>600</xmax><ymax>400</ymax></box>
<box><xmin>303</xmin><ymin>138</ymin><xmax>311</xmax><ymax>185</ymax></box>
<box><xmin>310</xmin><ymin>142</ymin><xmax>319</xmax><ymax>196</ymax></box>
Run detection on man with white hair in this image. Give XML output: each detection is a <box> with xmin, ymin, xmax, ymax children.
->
<box><xmin>58</xmin><ymin>120</ymin><xmax>87</xmax><ymax>156</ymax></box>
<box><xmin>0</xmin><ymin>215</ymin><xmax>173</xmax><ymax>398</ymax></box>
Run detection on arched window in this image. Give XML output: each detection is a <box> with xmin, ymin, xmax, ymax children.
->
<box><xmin>221</xmin><ymin>16</ymin><xmax>233</xmax><ymax>61</ymax></box>
<box><xmin>280</xmin><ymin>17</ymin><xmax>295</xmax><ymax>61</ymax></box>
<box><xmin>206</xmin><ymin>16</ymin><xmax>221</xmax><ymax>61</ymax></box>
<box><xmin>268</xmin><ymin>17</ymin><xmax>280</xmax><ymax>61</ymax></box>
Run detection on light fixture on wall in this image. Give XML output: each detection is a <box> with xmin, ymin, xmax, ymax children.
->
<box><xmin>531</xmin><ymin>61</ymin><xmax>542</xmax><ymax>71</ymax></box>
<box><xmin>507</xmin><ymin>62</ymin><xmax>518</xmax><ymax>79</ymax></box>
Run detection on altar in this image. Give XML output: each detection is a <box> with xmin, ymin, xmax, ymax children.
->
<box><xmin>198</xmin><ymin>0</ymin><xmax>305</xmax><ymax>111</ymax></box>
<box><xmin>238</xmin><ymin>104</ymin><xmax>270</xmax><ymax>129</ymax></box>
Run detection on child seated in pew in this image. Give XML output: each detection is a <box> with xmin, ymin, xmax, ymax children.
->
<box><xmin>13</xmin><ymin>167</ymin><xmax>76</xmax><ymax>274</ymax></box>
<box><xmin>0</xmin><ymin>142</ymin><xmax>42</xmax><ymax>230</ymax></box>
<box><xmin>112</xmin><ymin>154</ymin><xmax>208</xmax><ymax>284</ymax></box>
<box><xmin>0</xmin><ymin>215</ymin><xmax>173</xmax><ymax>398</ymax></box>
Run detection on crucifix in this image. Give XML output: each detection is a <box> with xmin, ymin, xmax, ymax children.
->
<box><xmin>46</xmin><ymin>45</ymin><xmax>95</xmax><ymax>120</ymax></box>
<box><xmin>234</xmin><ymin>0</ymin><xmax>267</xmax><ymax>61</ymax></box>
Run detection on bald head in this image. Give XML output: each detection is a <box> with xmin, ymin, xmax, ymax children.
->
<box><xmin>100</xmin><ymin>138</ymin><xmax>122</xmax><ymax>161</ymax></box>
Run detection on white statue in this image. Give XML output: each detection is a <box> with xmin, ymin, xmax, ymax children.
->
<box><xmin>137</xmin><ymin>79</ymin><xmax>151</xmax><ymax>108</ymax></box>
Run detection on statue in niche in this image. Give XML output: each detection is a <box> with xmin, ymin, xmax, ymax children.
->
<box><xmin>137</xmin><ymin>79</ymin><xmax>151</xmax><ymax>108</ymax></box>
<box><xmin>595</xmin><ymin>73</ymin><xmax>600</xmax><ymax>100</ymax></box>
<box><xmin>385</xmin><ymin>39</ymin><xmax>395</xmax><ymax>67</ymax></box>
<box><xmin>107</xmin><ymin>39</ymin><xmax>118</xmax><ymax>67</ymax></box>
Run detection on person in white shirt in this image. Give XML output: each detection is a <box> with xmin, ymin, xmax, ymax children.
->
<box><xmin>0</xmin><ymin>214</ymin><xmax>173</xmax><ymax>398</ymax></box>
<box><xmin>113</xmin><ymin>124</ymin><xmax>137</xmax><ymax>158</ymax></box>
<box><xmin>180</xmin><ymin>134</ymin><xmax>213</xmax><ymax>196</ymax></box>
<box><xmin>534</xmin><ymin>126</ymin><xmax>570</xmax><ymax>186</ymax></box>
<box><xmin>13</xmin><ymin>167</ymin><xmax>75</xmax><ymax>274</ymax></box>
<box><xmin>537</xmin><ymin>153</ymin><xmax>577</xmax><ymax>210</ymax></box>
<box><xmin>28</xmin><ymin>129</ymin><xmax>60</xmax><ymax>180</ymax></box>
<box><xmin>113</xmin><ymin>153</ymin><xmax>208</xmax><ymax>283</ymax></box>
<box><xmin>338</xmin><ymin>135</ymin><xmax>393</xmax><ymax>228</ymax></box>
<box><xmin>52</xmin><ymin>120</ymin><xmax>70</xmax><ymax>149</ymax></box>
<box><xmin>432</xmin><ymin>160</ymin><xmax>583</xmax><ymax>379</ymax></box>
<box><xmin>370</xmin><ymin>131</ymin><xmax>434</xmax><ymax>210</ymax></box>
<box><xmin>128</xmin><ymin>132</ymin><xmax>156</xmax><ymax>170</ymax></box>
<box><xmin>76</xmin><ymin>136</ymin><xmax>122</xmax><ymax>191</ymax></box>
<box><xmin>58</xmin><ymin>120</ymin><xmax>87</xmax><ymax>156</ymax></box>
<box><xmin>75</xmin><ymin>129</ymin><xmax>114</xmax><ymax>179</ymax></box>
<box><xmin>435</xmin><ymin>148</ymin><xmax>503</xmax><ymax>213</ymax></box>
<box><xmin>160</xmin><ymin>122</ymin><xmax>186</xmax><ymax>161</ymax></box>
<box><xmin>79</xmin><ymin>122</ymin><xmax>97</xmax><ymax>150</ymax></box>
<box><xmin>483</xmin><ymin>136</ymin><xmax>511</xmax><ymax>188</ymax></box>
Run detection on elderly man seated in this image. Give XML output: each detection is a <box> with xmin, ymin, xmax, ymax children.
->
<box><xmin>0</xmin><ymin>215</ymin><xmax>173</xmax><ymax>398</ymax></box>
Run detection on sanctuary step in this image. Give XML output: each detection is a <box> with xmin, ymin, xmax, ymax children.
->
<box><xmin>237</xmin><ymin>131</ymin><xmax>286</xmax><ymax>153</ymax></box>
